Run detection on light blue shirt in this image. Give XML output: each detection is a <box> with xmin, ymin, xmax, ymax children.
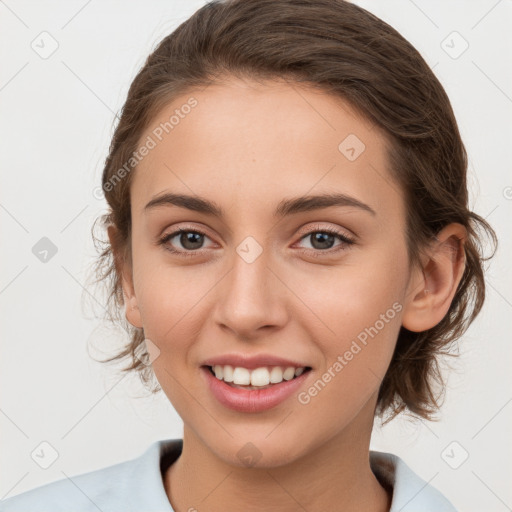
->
<box><xmin>0</xmin><ymin>439</ymin><xmax>457</xmax><ymax>511</ymax></box>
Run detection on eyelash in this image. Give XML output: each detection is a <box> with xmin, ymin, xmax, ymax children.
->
<box><xmin>158</xmin><ymin>225</ymin><xmax>356</xmax><ymax>258</ymax></box>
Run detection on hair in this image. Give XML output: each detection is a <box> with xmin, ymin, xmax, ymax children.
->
<box><xmin>87</xmin><ymin>0</ymin><xmax>497</xmax><ymax>424</ymax></box>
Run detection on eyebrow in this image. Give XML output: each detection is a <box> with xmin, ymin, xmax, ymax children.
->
<box><xmin>144</xmin><ymin>192</ymin><xmax>376</xmax><ymax>217</ymax></box>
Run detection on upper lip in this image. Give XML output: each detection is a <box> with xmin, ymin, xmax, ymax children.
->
<box><xmin>201</xmin><ymin>353</ymin><xmax>311</xmax><ymax>370</ymax></box>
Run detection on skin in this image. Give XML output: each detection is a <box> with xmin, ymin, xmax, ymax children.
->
<box><xmin>109</xmin><ymin>77</ymin><xmax>467</xmax><ymax>512</ymax></box>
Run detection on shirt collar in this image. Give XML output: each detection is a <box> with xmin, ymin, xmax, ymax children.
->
<box><xmin>127</xmin><ymin>439</ymin><xmax>457</xmax><ymax>512</ymax></box>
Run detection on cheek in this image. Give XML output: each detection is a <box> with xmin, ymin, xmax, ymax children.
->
<box><xmin>294</xmin><ymin>250</ymin><xmax>406</xmax><ymax>341</ymax></box>
<box><xmin>134</xmin><ymin>259</ymin><xmax>217</xmax><ymax>352</ymax></box>
<box><xmin>297</xmin><ymin>296</ymin><xmax>402</xmax><ymax>430</ymax></box>
<box><xmin>138</xmin><ymin>267</ymin><xmax>205</xmax><ymax>412</ymax></box>
<box><xmin>291</xmin><ymin>247</ymin><xmax>406</xmax><ymax>398</ymax></box>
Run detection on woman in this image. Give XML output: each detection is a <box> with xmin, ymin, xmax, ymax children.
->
<box><xmin>0</xmin><ymin>0</ymin><xmax>497</xmax><ymax>511</ymax></box>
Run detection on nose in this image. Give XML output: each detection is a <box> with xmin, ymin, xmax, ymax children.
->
<box><xmin>212</xmin><ymin>247</ymin><xmax>289</xmax><ymax>341</ymax></box>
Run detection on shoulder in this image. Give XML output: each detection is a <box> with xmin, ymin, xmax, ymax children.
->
<box><xmin>0</xmin><ymin>439</ymin><xmax>181</xmax><ymax>512</ymax></box>
<box><xmin>370</xmin><ymin>450</ymin><xmax>458</xmax><ymax>512</ymax></box>
<box><xmin>0</xmin><ymin>460</ymin><xmax>133</xmax><ymax>512</ymax></box>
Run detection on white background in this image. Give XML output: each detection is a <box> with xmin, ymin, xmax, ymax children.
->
<box><xmin>1</xmin><ymin>1</ymin><xmax>511</xmax><ymax>510</ymax></box>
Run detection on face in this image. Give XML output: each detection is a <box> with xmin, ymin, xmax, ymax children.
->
<box><xmin>121</xmin><ymin>77</ymin><xmax>419</xmax><ymax>468</ymax></box>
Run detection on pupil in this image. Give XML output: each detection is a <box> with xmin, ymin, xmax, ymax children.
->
<box><xmin>311</xmin><ymin>232</ymin><xmax>334</xmax><ymax>250</ymax></box>
<box><xmin>179</xmin><ymin>232</ymin><xmax>335</xmax><ymax>251</ymax></box>
<box><xmin>181</xmin><ymin>232</ymin><xmax>203</xmax><ymax>250</ymax></box>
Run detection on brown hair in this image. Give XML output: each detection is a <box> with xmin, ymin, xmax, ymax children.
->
<box><xmin>87</xmin><ymin>0</ymin><xmax>497</xmax><ymax>423</ymax></box>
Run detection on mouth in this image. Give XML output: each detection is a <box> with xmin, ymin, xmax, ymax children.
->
<box><xmin>203</xmin><ymin>364</ymin><xmax>313</xmax><ymax>390</ymax></box>
<box><xmin>201</xmin><ymin>363</ymin><xmax>313</xmax><ymax>413</ymax></box>
<box><xmin>200</xmin><ymin>352</ymin><xmax>314</xmax><ymax>413</ymax></box>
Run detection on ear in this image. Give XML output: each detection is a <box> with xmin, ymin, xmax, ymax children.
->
<box><xmin>107</xmin><ymin>225</ymin><xmax>143</xmax><ymax>329</ymax></box>
<box><xmin>402</xmin><ymin>223</ymin><xmax>467</xmax><ymax>332</ymax></box>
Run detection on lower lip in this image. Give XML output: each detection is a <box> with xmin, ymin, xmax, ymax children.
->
<box><xmin>202</xmin><ymin>366</ymin><xmax>311</xmax><ymax>413</ymax></box>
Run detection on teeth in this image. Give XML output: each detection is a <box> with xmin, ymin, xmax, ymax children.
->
<box><xmin>269</xmin><ymin>366</ymin><xmax>283</xmax><ymax>383</ymax></box>
<box><xmin>283</xmin><ymin>367</ymin><xmax>295</xmax><ymax>380</ymax></box>
<box><xmin>211</xmin><ymin>365</ymin><xmax>307</xmax><ymax>387</ymax></box>
<box><xmin>232</xmin><ymin>367</ymin><xmax>251</xmax><ymax>385</ymax></box>
<box><xmin>213</xmin><ymin>365</ymin><xmax>223</xmax><ymax>379</ymax></box>
<box><xmin>250</xmin><ymin>367</ymin><xmax>270</xmax><ymax>386</ymax></box>
<box><xmin>223</xmin><ymin>365</ymin><xmax>234</xmax><ymax>382</ymax></box>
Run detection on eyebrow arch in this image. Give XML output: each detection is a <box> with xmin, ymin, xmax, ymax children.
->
<box><xmin>144</xmin><ymin>192</ymin><xmax>376</xmax><ymax>217</ymax></box>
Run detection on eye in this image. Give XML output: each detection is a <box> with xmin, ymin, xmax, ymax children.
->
<box><xmin>158</xmin><ymin>224</ymin><xmax>356</xmax><ymax>258</ymax></box>
<box><xmin>158</xmin><ymin>227</ymin><xmax>214</xmax><ymax>257</ymax></box>
<box><xmin>295</xmin><ymin>225</ymin><xmax>356</xmax><ymax>254</ymax></box>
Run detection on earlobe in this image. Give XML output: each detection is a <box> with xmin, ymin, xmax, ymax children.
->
<box><xmin>120</xmin><ymin>262</ymin><xmax>143</xmax><ymax>329</ymax></box>
<box><xmin>108</xmin><ymin>225</ymin><xmax>143</xmax><ymax>329</ymax></box>
<box><xmin>124</xmin><ymin>289</ymin><xmax>143</xmax><ymax>329</ymax></box>
<box><xmin>125</xmin><ymin>304</ymin><xmax>143</xmax><ymax>330</ymax></box>
<box><xmin>402</xmin><ymin>223</ymin><xmax>467</xmax><ymax>333</ymax></box>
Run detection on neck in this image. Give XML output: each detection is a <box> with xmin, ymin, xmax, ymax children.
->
<box><xmin>164</xmin><ymin>400</ymin><xmax>392</xmax><ymax>512</ymax></box>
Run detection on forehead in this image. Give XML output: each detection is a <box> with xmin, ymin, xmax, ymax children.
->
<box><xmin>131</xmin><ymin>77</ymin><xmax>403</xmax><ymax>222</ymax></box>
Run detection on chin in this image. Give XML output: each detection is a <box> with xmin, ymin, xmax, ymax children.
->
<box><xmin>209</xmin><ymin>435</ymin><xmax>305</xmax><ymax>469</ymax></box>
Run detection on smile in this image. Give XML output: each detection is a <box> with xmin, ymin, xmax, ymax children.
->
<box><xmin>202</xmin><ymin>365</ymin><xmax>312</xmax><ymax>413</ymax></box>
<box><xmin>208</xmin><ymin>364</ymin><xmax>309</xmax><ymax>389</ymax></box>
